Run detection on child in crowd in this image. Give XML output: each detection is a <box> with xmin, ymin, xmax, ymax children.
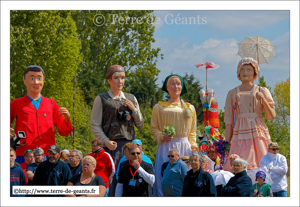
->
<box><xmin>253</xmin><ymin>171</ymin><xmax>272</xmax><ymax>197</ymax></box>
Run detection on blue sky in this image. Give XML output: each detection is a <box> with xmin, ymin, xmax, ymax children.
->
<box><xmin>152</xmin><ymin>10</ymin><xmax>290</xmax><ymax>110</ymax></box>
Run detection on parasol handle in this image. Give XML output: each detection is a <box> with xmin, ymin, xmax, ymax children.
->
<box><xmin>256</xmin><ymin>44</ymin><xmax>262</xmax><ymax>105</ymax></box>
<box><xmin>259</xmin><ymin>78</ymin><xmax>262</xmax><ymax>104</ymax></box>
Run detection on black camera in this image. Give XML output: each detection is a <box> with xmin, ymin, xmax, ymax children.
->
<box><xmin>10</xmin><ymin>131</ymin><xmax>26</xmax><ymax>150</ymax></box>
<box><xmin>117</xmin><ymin>111</ymin><xmax>131</xmax><ymax>121</ymax></box>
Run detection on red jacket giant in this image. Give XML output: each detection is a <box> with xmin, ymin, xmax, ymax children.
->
<box><xmin>10</xmin><ymin>95</ymin><xmax>73</xmax><ymax>156</ymax></box>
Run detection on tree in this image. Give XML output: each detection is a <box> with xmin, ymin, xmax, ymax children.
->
<box><xmin>70</xmin><ymin>10</ymin><xmax>163</xmax><ymax>108</ymax></box>
<box><xmin>273</xmin><ymin>78</ymin><xmax>290</xmax><ymax>129</ymax></box>
<box><xmin>259</xmin><ymin>76</ymin><xmax>290</xmax><ymax>160</ymax></box>
<box><xmin>127</xmin><ymin>66</ymin><xmax>164</xmax><ymax>108</ymax></box>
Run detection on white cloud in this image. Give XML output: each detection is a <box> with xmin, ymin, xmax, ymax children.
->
<box><xmin>197</xmin><ymin>38</ymin><xmax>222</xmax><ymax>49</ymax></box>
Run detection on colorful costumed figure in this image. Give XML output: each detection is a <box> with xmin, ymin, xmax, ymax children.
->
<box><xmin>223</xmin><ymin>57</ymin><xmax>276</xmax><ymax>170</ymax></box>
<box><xmin>199</xmin><ymin>89</ymin><xmax>220</xmax><ymax>128</ymax></box>
<box><xmin>10</xmin><ymin>65</ymin><xmax>73</xmax><ymax>163</ymax></box>
<box><xmin>151</xmin><ymin>74</ymin><xmax>197</xmax><ymax>197</ymax></box>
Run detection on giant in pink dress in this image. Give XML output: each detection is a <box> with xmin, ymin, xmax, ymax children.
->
<box><xmin>223</xmin><ymin>84</ymin><xmax>275</xmax><ymax>170</ymax></box>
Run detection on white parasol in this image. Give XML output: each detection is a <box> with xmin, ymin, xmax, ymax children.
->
<box><xmin>237</xmin><ymin>36</ymin><xmax>276</xmax><ymax>104</ymax></box>
<box><xmin>237</xmin><ymin>36</ymin><xmax>276</xmax><ymax>65</ymax></box>
<box><xmin>247</xmin><ymin>167</ymin><xmax>274</xmax><ymax>186</ymax></box>
<box><xmin>210</xmin><ymin>170</ymin><xmax>234</xmax><ymax>186</ymax></box>
<box><xmin>203</xmin><ymin>155</ymin><xmax>215</xmax><ymax>173</ymax></box>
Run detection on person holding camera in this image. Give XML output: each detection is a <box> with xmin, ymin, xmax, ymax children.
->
<box><xmin>10</xmin><ymin>65</ymin><xmax>73</xmax><ymax>164</ymax></box>
<box><xmin>90</xmin><ymin>65</ymin><xmax>144</xmax><ymax>196</ymax></box>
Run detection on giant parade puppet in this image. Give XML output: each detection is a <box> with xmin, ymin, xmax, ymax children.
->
<box><xmin>223</xmin><ymin>36</ymin><xmax>276</xmax><ymax>171</ymax></box>
<box><xmin>196</xmin><ymin>36</ymin><xmax>277</xmax><ymax>172</ymax></box>
<box><xmin>10</xmin><ymin>65</ymin><xmax>73</xmax><ymax>164</ymax></box>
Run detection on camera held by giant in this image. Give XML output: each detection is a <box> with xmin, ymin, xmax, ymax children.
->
<box><xmin>117</xmin><ymin>111</ymin><xmax>131</xmax><ymax>121</ymax></box>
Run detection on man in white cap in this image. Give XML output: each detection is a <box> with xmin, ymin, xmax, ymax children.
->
<box><xmin>259</xmin><ymin>142</ymin><xmax>288</xmax><ymax>197</ymax></box>
<box><xmin>32</xmin><ymin>145</ymin><xmax>72</xmax><ymax>190</ymax></box>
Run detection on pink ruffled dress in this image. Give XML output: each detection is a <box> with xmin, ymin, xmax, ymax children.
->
<box><xmin>223</xmin><ymin>85</ymin><xmax>274</xmax><ymax>170</ymax></box>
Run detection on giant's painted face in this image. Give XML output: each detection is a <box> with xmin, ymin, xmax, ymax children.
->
<box><xmin>107</xmin><ymin>71</ymin><xmax>125</xmax><ymax>91</ymax></box>
<box><xmin>239</xmin><ymin>64</ymin><xmax>255</xmax><ymax>82</ymax></box>
<box><xmin>167</xmin><ymin>76</ymin><xmax>182</xmax><ymax>97</ymax></box>
<box><xmin>23</xmin><ymin>71</ymin><xmax>44</xmax><ymax>95</ymax></box>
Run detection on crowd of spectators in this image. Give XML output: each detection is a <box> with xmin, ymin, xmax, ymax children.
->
<box><xmin>10</xmin><ymin>140</ymin><xmax>288</xmax><ymax>197</ymax></box>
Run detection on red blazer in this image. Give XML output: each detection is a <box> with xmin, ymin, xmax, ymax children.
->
<box><xmin>10</xmin><ymin>95</ymin><xmax>73</xmax><ymax>156</ymax></box>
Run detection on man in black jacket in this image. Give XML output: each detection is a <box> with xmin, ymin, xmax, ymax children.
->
<box><xmin>182</xmin><ymin>152</ymin><xmax>217</xmax><ymax>197</ymax></box>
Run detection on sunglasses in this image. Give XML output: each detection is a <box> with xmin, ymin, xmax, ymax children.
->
<box><xmin>168</xmin><ymin>155</ymin><xmax>175</xmax><ymax>158</ymax></box>
<box><xmin>24</xmin><ymin>149</ymin><xmax>33</xmax><ymax>156</ymax></box>
<box><xmin>272</xmin><ymin>148</ymin><xmax>279</xmax><ymax>151</ymax></box>
<box><xmin>131</xmin><ymin>152</ymin><xmax>141</xmax><ymax>155</ymax></box>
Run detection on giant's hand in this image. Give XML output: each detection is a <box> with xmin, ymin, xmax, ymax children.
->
<box><xmin>59</xmin><ymin>107</ymin><xmax>70</xmax><ymax>124</ymax></box>
<box><xmin>163</xmin><ymin>134</ymin><xmax>173</xmax><ymax>142</ymax></box>
<box><xmin>106</xmin><ymin>141</ymin><xmax>117</xmax><ymax>151</ymax></box>
<box><xmin>124</xmin><ymin>99</ymin><xmax>135</xmax><ymax>111</ymax></box>
<box><xmin>255</xmin><ymin>92</ymin><xmax>265</xmax><ymax>100</ymax></box>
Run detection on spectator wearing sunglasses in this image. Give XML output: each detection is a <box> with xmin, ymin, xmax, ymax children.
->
<box><xmin>259</xmin><ymin>142</ymin><xmax>288</xmax><ymax>197</ymax></box>
<box><xmin>161</xmin><ymin>148</ymin><xmax>188</xmax><ymax>197</ymax></box>
<box><xmin>20</xmin><ymin>149</ymin><xmax>34</xmax><ymax>184</ymax></box>
<box><xmin>26</xmin><ymin>147</ymin><xmax>44</xmax><ymax>185</ymax></box>
<box><xmin>116</xmin><ymin>139</ymin><xmax>153</xmax><ymax>181</ymax></box>
<box><xmin>115</xmin><ymin>145</ymin><xmax>154</xmax><ymax>197</ymax></box>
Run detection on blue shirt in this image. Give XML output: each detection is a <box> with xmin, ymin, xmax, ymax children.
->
<box><xmin>10</xmin><ymin>164</ymin><xmax>26</xmax><ymax>197</ymax></box>
<box><xmin>161</xmin><ymin>159</ymin><xmax>188</xmax><ymax>197</ymax></box>
<box><xmin>116</xmin><ymin>154</ymin><xmax>153</xmax><ymax>181</ymax></box>
<box><xmin>26</xmin><ymin>163</ymin><xmax>39</xmax><ymax>185</ymax></box>
<box><xmin>27</xmin><ymin>94</ymin><xmax>42</xmax><ymax>110</ymax></box>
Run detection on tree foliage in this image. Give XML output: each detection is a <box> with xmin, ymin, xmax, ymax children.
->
<box><xmin>70</xmin><ymin>10</ymin><xmax>163</xmax><ymax>108</ymax></box>
<box><xmin>127</xmin><ymin>66</ymin><xmax>164</xmax><ymax>108</ymax></box>
<box><xmin>260</xmin><ymin>76</ymin><xmax>290</xmax><ymax>160</ymax></box>
<box><xmin>10</xmin><ymin>10</ymin><xmax>94</xmax><ymax>153</ymax></box>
